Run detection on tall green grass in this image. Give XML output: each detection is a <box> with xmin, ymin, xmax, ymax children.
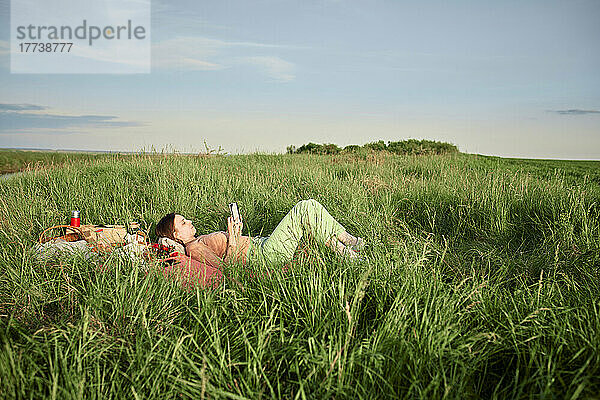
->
<box><xmin>0</xmin><ymin>152</ymin><xmax>599</xmax><ymax>399</ymax></box>
<box><xmin>0</xmin><ymin>149</ymin><xmax>106</xmax><ymax>175</ymax></box>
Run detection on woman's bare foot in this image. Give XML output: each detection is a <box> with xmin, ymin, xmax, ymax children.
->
<box><xmin>326</xmin><ymin>237</ymin><xmax>360</xmax><ymax>259</ymax></box>
<box><xmin>337</xmin><ymin>231</ymin><xmax>365</xmax><ymax>252</ymax></box>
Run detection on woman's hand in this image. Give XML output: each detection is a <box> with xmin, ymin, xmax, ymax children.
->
<box><xmin>227</xmin><ymin>216</ymin><xmax>243</xmax><ymax>249</ymax></box>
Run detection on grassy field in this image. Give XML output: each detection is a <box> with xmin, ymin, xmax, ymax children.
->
<box><xmin>0</xmin><ymin>148</ymin><xmax>224</xmax><ymax>175</ymax></box>
<box><xmin>0</xmin><ymin>152</ymin><xmax>599</xmax><ymax>399</ymax></box>
<box><xmin>0</xmin><ymin>149</ymin><xmax>107</xmax><ymax>175</ymax></box>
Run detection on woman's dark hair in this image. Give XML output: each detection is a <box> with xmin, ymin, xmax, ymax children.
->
<box><xmin>155</xmin><ymin>213</ymin><xmax>176</xmax><ymax>241</ymax></box>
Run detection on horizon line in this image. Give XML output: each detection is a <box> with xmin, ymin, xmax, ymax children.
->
<box><xmin>1</xmin><ymin>147</ymin><xmax>599</xmax><ymax>162</ymax></box>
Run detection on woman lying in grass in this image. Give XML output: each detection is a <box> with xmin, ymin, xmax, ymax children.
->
<box><xmin>155</xmin><ymin>199</ymin><xmax>364</xmax><ymax>275</ymax></box>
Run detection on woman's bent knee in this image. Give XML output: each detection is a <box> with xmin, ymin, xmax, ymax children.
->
<box><xmin>292</xmin><ymin>199</ymin><xmax>323</xmax><ymax>218</ymax></box>
<box><xmin>298</xmin><ymin>199</ymin><xmax>319</xmax><ymax>208</ymax></box>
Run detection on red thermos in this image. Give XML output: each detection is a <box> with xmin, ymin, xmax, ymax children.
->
<box><xmin>70</xmin><ymin>210</ymin><xmax>81</xmax><ymax>227</ymax></box>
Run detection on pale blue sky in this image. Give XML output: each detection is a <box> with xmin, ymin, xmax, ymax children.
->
<box><xmin>1</xmin><ymin>0</ymin><xmax>599</xmax><ymax>158</ymax></box>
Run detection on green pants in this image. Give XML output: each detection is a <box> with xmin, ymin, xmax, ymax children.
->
<box><xmin>248</xmin><ymin>199</ymin><xmax>347</xmax><ymax>266</ymax></box>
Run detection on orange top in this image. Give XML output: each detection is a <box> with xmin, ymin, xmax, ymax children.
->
<box><xmin>184</xmin><ymin>231</ymin><xmax>252</xmax><ymax>268</ymax></box>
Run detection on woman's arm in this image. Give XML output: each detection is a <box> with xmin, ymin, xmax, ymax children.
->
<box><xmin>186</xmin><ymin>239</ymin><xmax>226</xmax><ymax>270</ymax></box>
<box><xmin>224</xmin><ymin>216</ymin><xmax>244</xmax><ymax>263</ymax></box>
<box><xmin>186</xmin><ymin>237</ymin><xmax>244</xmax><ymax>290</ymax></box>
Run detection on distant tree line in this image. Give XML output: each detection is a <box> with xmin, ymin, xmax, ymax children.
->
<box><xmin>286</xmin><ymin>139</ymin><xmax>459</xmax><ymax>155</ymax></box>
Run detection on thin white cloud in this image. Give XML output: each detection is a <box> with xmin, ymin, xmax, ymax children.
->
<box><xmin>152</xmin><ymin>36</ymin><xmax>225</xmax><ymax>70</ymax></box>
<box><xmin>218</xmin><ymin>40</ymin><xmax>303</xmax><ymax>49</ymax></box>
<box><xmin>151</xmin><ymin>36</ymin><xmax>297</xmax><ymax>81</ymax></box>
<box><xmin>240</xmin><ymin>56</ymin><xmax>296</xmax><ymax>82</ymax></box>
<box><xmin>176</xmin><ymin>58</ymin><xmax>222</xmax><ymax>70</ymax></box>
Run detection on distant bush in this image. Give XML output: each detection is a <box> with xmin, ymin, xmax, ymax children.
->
<box><xmin>289</xmin><ymin>139</ymin><xmax>459</xmax><ymax>155</ymax></box>
<box><xmin>364</xmin><ymin>140</ymin><xmax>387</xmax><ymax>152</ymax></box>
<box><xmin>292</xmin><ymin>142</ymin><xmax>342</xmax><ymax>155</ymax></box>
<box><xmin>386</xmin><ymin>139</ymin><xmax>459</xmax><ymax>155</ymax></box>
<box><xmin>343</xmin><ymin>144</ymin><xmax>361</xmax><ymax>152</ymax></box>
<box><xmin>286</xmin><ymin>145</ymin><xmax>296</xmax><ymax>154</ymax></box>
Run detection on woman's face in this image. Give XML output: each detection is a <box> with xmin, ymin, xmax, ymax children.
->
<box><xmin>173</xmin><ymin>214</ymin><xmax>196</xmax><ymax>242</ymax></box>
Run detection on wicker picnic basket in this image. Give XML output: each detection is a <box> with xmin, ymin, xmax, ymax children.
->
<box><xmin>39</xmin><ymin>224</ymin><xmax>129</xmax><ymax>252</ymax></box>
